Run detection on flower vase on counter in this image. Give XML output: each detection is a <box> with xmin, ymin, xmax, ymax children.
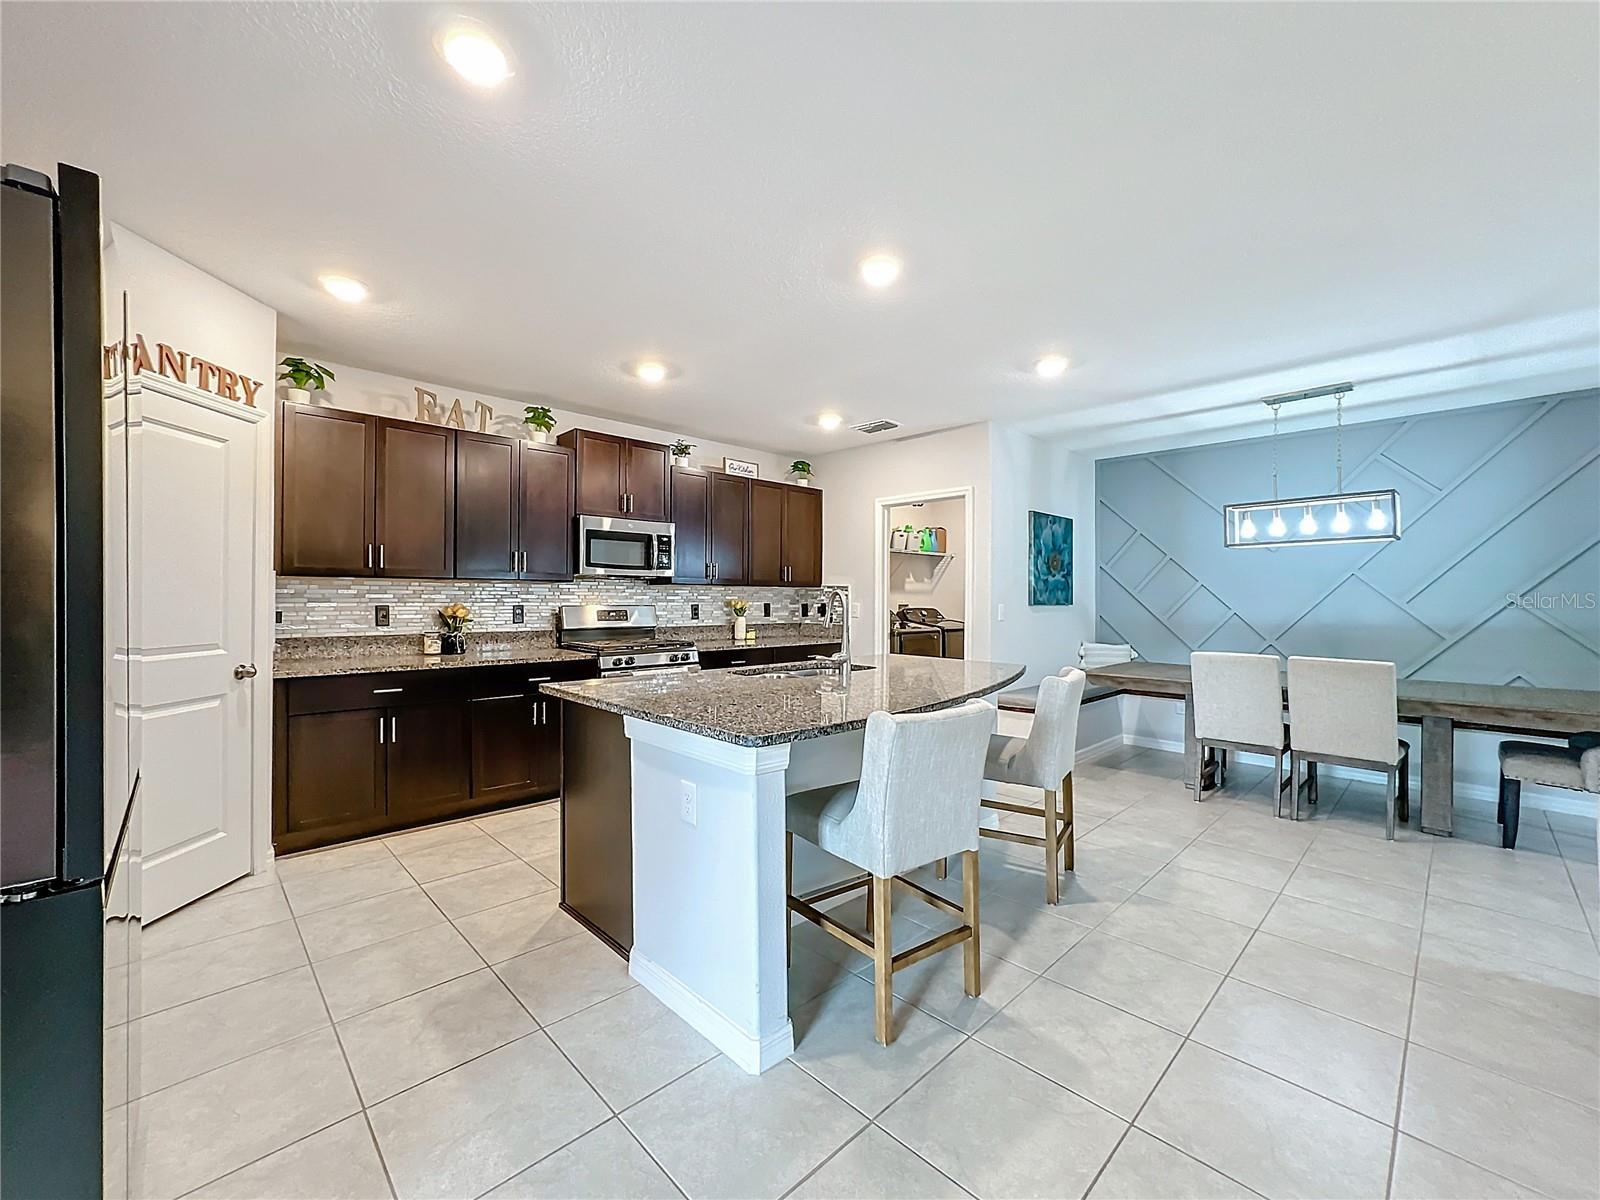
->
<box><xmin>439</xmin><ymin>602</ymin><xmax>472</xmax><ymax>655</ymax></box>
<box><xmin>728</xmin><ymin>596</ymin><xmax>749</xmax><ymax>645</ymax></box>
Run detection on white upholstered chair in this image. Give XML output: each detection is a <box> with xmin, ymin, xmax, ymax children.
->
<box><xmin>1286</xmin><ymin>657</ymin><xmax>1408</xmax><ymax>838</ymax></box>
<box><xmin>1189</xmin><ymin>652</ymin><xmax>1289</xmax><ymax>809</ymax></box>
<box><xmin>785</xmin><ymin>699</ymin><xmax>996</xmax><ymax>1045</ymax></box>
<box><xmin>1497</xmin><ymin>739</ymin><xmax>1600</xmax><ymax>849</ymax></box>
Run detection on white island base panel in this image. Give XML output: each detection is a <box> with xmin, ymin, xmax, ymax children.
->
<box><xmin>623</xmin><ymin>716</ymin><xmax>869</xmax><ymax>1074</ymax></box>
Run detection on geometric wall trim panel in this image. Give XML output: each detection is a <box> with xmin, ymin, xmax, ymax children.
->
<box><xmin>1096</xmin><ymin>389</ymin><xmax>1600</xmax><ymax>688</ymax></box>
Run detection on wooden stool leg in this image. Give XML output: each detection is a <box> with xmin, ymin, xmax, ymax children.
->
<box><xmin>935</xmin><ymin>857</ymin><xmax>947</xmax><ymax>880</ymax></box>
<box><xmin>961</xmin><ymin>849</ymin><xmax>981</xmax><ymax>997</ymax></box>
<box><xmin>1042</xmin><ymin>786</ymin><xmax>1060</xmax><ymax>905</ymax></box>
<box><xmin>1062</xmin><ymin>773</ymin><xmax>1075</xmax><ymax>872</ymax></box>
<box><xmin>785</xmin><ymin>832</ymin><xmax>793</xmax><ymax>966</ymax></box>
<box><xmin>872</xmin><ymin>875</ymin><xmax>894</xmax><ymax>1045</ymax></box>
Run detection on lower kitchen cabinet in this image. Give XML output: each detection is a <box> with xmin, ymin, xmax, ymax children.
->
<box><xmin>698</xmin><ymin>641</ymin><xmax>840</xmax><ymax>671</ymax></box>
<box><xmin>273</xmin><ymin>660</ymin><xmax>595</xmax><ymax>853</ymax></box>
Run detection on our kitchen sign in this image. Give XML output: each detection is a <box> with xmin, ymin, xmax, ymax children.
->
<box><xmin>103</xmin><ymin>334</ymin><xmax>265</xmax><ymax>407</ymax></box>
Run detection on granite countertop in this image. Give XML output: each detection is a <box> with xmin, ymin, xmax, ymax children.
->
<box><xmin>272</xmin><ymin>624</ymin><xmax>840</xmax><ymax>679</ymax></box>
<box><xmin>540</xmin><ymin>654</ymin><xmax>1025</xmax><ymax>747</ymax></box>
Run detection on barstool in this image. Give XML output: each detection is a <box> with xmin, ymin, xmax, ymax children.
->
<box><xmin>785</xmin><ymin>699</ymin><xmax>996</xmax><ymax>1046</ymax></box>
<box><xmin>939</xmin><ymin>670</ymin><xmax>1086</xmax><ymax>905</ymax></box>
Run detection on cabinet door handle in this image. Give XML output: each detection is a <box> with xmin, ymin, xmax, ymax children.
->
<box><xmin>520</xmin><ymin>550</ymin><xmax>527</xmax><ymax>572</ymax></box>
<box><xmin>527</xmin><ymin>675</ymin><xmax>551</xmax><ymax>683</ymax></box>
<box><xmin>541</xmin><ymin>701</ymin><xmax>548</xmax><ymax>723</ymax></box>
<box><xmin>372</xmin><ymin>687</ymin><xmax>404</xmax><ymax>694</ymax></box>
<box><xmin>379</xmin><ymin>544</ymin><xmax>386</xmax><ymax>569</ymax></box>
<box><xmin>390</xmin><ymin>715</ymin><xmax>398</xmax><ymax>742</ymax></box>
<box><xmin>366</xmin><ymin>544</ymin><xmax>374</xmax><ymax>569</ymax></box>
<box><xmin>470</xmin><ymin>693</ymin><xmax>525</xmax><ymax>702</ymax></box>
<box><xmin>378</xmin><ymin>718</ymin><xmax>385</xmax><ymax>745</ymax></box>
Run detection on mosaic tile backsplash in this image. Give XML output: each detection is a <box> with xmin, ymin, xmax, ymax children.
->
<box><xmin>275</xmin><ymin>577</ymin><xmax>844</xmax><ymax>637</ymax></box>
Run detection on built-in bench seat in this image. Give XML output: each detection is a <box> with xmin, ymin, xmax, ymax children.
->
<box><xmin>998</xmin><ymin>682</ymin><xmax>1122</xmax><ymax>713</ymax></box>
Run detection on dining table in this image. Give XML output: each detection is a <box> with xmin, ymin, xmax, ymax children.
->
<box><xmin>1081</xmin><ymin>660</ymin><xmax>1600</xmax><ymax>835</ymax></box>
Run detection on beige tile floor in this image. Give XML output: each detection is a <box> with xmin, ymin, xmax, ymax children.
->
<box><xmin>115</xmin><ymin>748</ymin><xmax>1600</xmax><ymax>1199</ymax></box>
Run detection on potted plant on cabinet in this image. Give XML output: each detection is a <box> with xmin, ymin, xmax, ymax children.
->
<box><xmin>278</xmin><ymin>356</ymin><xmax>335</xmax><ymax>404</ymax></box>
<box><xmin>727</xmin><ymin>596</ymin><xmax>749</xmax><ymax>643</ymax></box>
<box><xmin>438</xmin><ymin>602</ymin><xmax>472</xmax><ymax>655</ymax></box>
<box><xmin>671</xmin><ymin>439</ymin><xmax>695</xmax><ymax>468</ymax></box>
<box><xmin>524</xmin><ymin>405</ymin><xmax>557</xmax><ymax>444</ymax></box>
<box><xmin>789</xmin><ymin>459</ymin><xmax>814</xmax><ymax>486</ymax></box>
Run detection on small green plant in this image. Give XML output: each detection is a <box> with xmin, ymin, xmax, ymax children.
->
<box><xmin>278</xmin><ymin>357</ymin><xmax>335</xmax><ymax>391</ymax></box>
<box><xmin>726</xmin><ymin>597</ymin><xmax>749</xmax><ymax>617</ymax></box>
<box><xmin>789</xmin><ymin>459</ymin><xmax>813</xmax><ymax>476</ymax></box>
<box><xmin>523</xmin><ymin>405</ymin><xmax>556</xmax><ymax>433</ymax></box>
<box><xmin>671</xmin><ymin>439</ymin><xmax>694</xmax><ymax>458</ymax></box>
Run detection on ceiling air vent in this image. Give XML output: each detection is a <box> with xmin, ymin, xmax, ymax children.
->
<box><xmin>850</xmin><ymin>419</ymin><xmax>900</xmax><ymax>435</ymax></box>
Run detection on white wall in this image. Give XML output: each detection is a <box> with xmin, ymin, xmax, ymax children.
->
<box><xmin>812</xmin><ymin>425</ymin><xmax>992</xmax><ymax>661</ymax></box>
<box><xmin>276</xmin><ymin>357</ymin><xmax>794</xmax><ymax>481</ymax></box>
<box><xmin>887</xmin><ymin>497</ymin><xmax>966</xmax><ymax>629</ymax></box>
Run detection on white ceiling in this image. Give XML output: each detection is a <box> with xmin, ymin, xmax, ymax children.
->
<box><xmin>3</xmin><ymin>2</ymin><xmax>1596</xmax><ymax>453</ymax></box>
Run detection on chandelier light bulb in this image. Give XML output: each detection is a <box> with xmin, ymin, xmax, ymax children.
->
<box><xmin>1298</xmin><ymin>507</ymin><xmax>1319</xmax><ymax>535</ymax></box>
<box><xmin>1330</xmin><ymin>505</ymin><xmax>1351</xmax><ymax>535</ymax></box>
<box><xmin>1238</xmin><ymin>514</ymin><xmax>1257</xmax><ymax>540</ymax></box>
<box><xmin>1267</xmin><ymin>510</ymin><xmax>1287</xmax><ymax>538</ymax></box>
<box><xmin>1367</xmin><ymin>504</ymin><xmax>1388</xmax><ymax>531</ymax></box>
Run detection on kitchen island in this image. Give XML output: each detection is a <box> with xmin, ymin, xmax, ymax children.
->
<box><xmin>542</xmin><ymin>653</ymin><xmax>1023</xmax><ymax>1073</ymax></box>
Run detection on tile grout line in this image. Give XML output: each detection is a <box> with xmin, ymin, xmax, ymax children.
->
<box><xmin>1384</xmin><ymin>832</ymin><xmax>1431</xmax><ymax>1199</ymax></box>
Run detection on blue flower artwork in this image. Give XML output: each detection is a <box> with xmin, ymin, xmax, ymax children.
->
<box><xmin>1029</xmin><ymin>511</ymin><xmax>1073</xmax><ymax>606</ymax></box>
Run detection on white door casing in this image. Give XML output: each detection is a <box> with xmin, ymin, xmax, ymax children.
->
<box><xmin>128</xmin><ymin>373</ymin><xmax>265</xmax><ymax>920</ymax></box>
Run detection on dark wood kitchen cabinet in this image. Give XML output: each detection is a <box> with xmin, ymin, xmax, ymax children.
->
<box><xmin>783</xmin><ymin>485</ymin><xmax>823</xmax><ymax>586</ymax></box>
<box><xmin>748</xmin><ymin>480</ymin><xmax>786</xmax><ymax>585</ymax></box>
<box><xmin>375</xmin><ymin>419</ymin><xmax>456</xmax><ymax>578</ymax></box>
<box><xmin>455</xmin><ymin>436</ymin><xmax>575</xmax><ymax>580</ymax></box>
<box><xmin>670</xmin><ymin>467</ymin><xmax>711</xmax><ymax>583</ymax></box>
<box><xmin>277</xmin><ymin>404</ymin><xmax>376</xmax><ymax>576</ymax></box>
<box><xmin>558</xmin><ymin>429</ymin><xmax>671</xmax><ymax>520</ymax></box>
<box><xmin>709</xmin><ymin>473</ymin><xmax>751</xmax><ymax>584</ymax></box>
<box><xmin>273</xmin><ymin>660</ymin><xmax>596</xmax><ymax>852</ymax></box>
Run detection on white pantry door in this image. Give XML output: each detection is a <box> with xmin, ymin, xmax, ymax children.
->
<box><xmin>132</xmin><ymin>376</ymin><xmax>264</xmax><ymax>920</ymax></box>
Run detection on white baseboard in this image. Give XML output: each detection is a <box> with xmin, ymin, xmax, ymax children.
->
<box><xmin>628</xmin><ymin>951</ymin><xmax>794</xmax><ymax>1075</ymax></box>
<box><xmin>1116</xmin><ymin>736</ymin><xmax>1595</xmax><ymax>819</ymax></box>
<box><xmin>1076</xmin><ymin>732</ymin><xmax>1128</xmax><ymax>765</ymax></box>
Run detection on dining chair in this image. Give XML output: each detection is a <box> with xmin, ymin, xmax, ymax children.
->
<box><xmin>1497</xmin><ymin>739</ymin><xmax>1600</xmax><ymax>849</ymax></box>
<box><xmin>785</xmin><ymin>699</ymin><xmax>995</xmax><ymax>1045</ymax></box>
<box><xmin>1189</xmin><ymin>652</ymin><xmax>1289</xmax><ymax>809</ymax></box>
<box><xmin>1286</xmin><ymin>656</ymin><xmax>1409</xmax><ymax>839</ymax></box>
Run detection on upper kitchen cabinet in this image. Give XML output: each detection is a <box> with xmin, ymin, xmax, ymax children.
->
<box><xmin>670</xmin><ymin>467</ymin><xmax>711</xmax><ymax>583</ymax></box>
<box><xmin>278</xmin><ymin>403</ymin><xmax>376</xmax><ymax>576</ymax></box>
<box><xmin>454</xmin><ymin>435</ymin><xmax>574</xmax><ymax>580</ymax></box>
<box><xmin>749</xmin><ymin>480</ymin><xmax>822</xmax><ymax>586</ymax></box>
<box><xmin>559</xmin><ymin>429</ymin><xmax>671</xmax><ymax>520</ymax></box>
<box><xmin>374</xmin><ymin>418</ymin><xmax>455</xmax><ymax>578</ymax></box>
<box><xmin>518</xmin><ymin>441</ymin><xmax>575</xmax><ymax>579</ymax></box>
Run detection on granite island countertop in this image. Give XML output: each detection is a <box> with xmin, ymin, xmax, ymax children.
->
<box><xmin>540</xmin><ymin>654</ymin><xmax>1025</xmax><ymax>747</ymax></box>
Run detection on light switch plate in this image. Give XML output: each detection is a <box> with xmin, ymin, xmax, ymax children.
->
<box><xmin>374</xmin><ymin>604</ymin><xmax>391</xmax><ymax>627</ymax></box>
<box><xmin>512</xmin><ymin>604</ymin><xmax>525</xmax><ymax>623</ymax></box>
<box><xmin>691</xmin><ymin>603</ymin><xmax>700</xmax><ymax>620</ymax></box>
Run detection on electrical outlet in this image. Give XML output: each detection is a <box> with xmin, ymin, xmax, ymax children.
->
<box><xmin>691</xmin><ymin>603</ymin><xmax>700</xmax><ymax>620</ymax></box>
<box><xmin>275</xmin><ymin>610</ymin><xmax>282</xmax><ymax>624</ymax></box>
<box><xmin>850</xmin><ymin>602</ymin><xmax>861</xmax><ymax>619</ymax></box>
<box><xmin>512</xmin><ymin>604</ymin><xmax>525</xmax><ymax>624</ymax></box>
<box><xmin>679</xmin><ymin>780</ymin><xmax>698</xmax><ymax>827</ymax></box>
<box><xmin>762</xmin><ymin>602</ymin><xmax>771</xmax><ymax>617</ymax></box>
<box><xmin>997</xmin><ymin>602</ymin><xmax>1007</xmax><ymax>622</ymax></box>
<box><xmin>1173</xmin><ymin>701</ymin><xmax>1186</xmax><ymax>717</ymax></box>
<box><xmin>817</xmin><ymin>602</ymin><xmax>826</xmax><ymax>618</ymax></box>
<box><xmin>374</xmin><ymin>604</ymin><xmax>391</xmax><ymax>627</ymax></box>
<box><xmin>801</xmin><ymin>602</ymin><xmax>809</xmax><ymax>618</ymax></box>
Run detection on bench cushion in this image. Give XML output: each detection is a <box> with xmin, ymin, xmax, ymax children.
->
<box><xmin>1499</xmin><ymin>741</ymin><xmax>1600</xmax><ymax>792</ymax></box>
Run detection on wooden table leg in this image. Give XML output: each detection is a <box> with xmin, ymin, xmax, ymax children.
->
<box><xmin>1183</xmin><ymin>691</ymin><xmax>1201</xmax><ymax>791</ymax></box>
<box><xmin>1421</xmin><ymin>716</ymin><xmax>1455</xmax><ymax>836</ymax></box>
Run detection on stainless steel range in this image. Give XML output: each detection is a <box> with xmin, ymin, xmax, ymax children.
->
<box><xmin>556</xmin><ymin>604</ymin><xmax>700</xmax><ymax>676</ymax></box>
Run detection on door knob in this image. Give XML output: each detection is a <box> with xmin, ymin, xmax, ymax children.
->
<box><xmin>234</xmin><ymin>664</ymin><xmax>258</xmax><ymax>679</ymax></box>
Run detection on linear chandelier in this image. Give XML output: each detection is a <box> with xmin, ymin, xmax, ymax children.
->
<box><xmin>1223</xmin><ymin>382</ymin><xmax>1402</xmax><ymax>549</ymax></box>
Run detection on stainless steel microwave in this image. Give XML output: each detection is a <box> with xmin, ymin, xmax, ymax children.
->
<box><xmin>576</xmin><ymin>515</ymin><xmax>675</xmax><ymax>578</ymax></box>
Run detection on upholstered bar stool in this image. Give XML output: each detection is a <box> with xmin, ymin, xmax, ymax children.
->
<box><xmin>1497</xmin><ymin>739</ymin><xmax>1600</xmax><ymax>849</ymax></box>
<box><xmin>1190</xmin><ymin>652</ymin><xmax>1290</xmax><ymax>810</ymax></box>
<box><xmin>941</xmin><ymin>669</ymin><xmax>1085</xmax><ymax>905</ymax></box>
<box><xmin>785</xmin><ymin>699</ymin><xmax>996</xmax><ymax>1045</ymax></box>
<box><xmin>1286</xmin><ymin>656</ymin><xmax>1408</xmax><ymax>839</ymax></box>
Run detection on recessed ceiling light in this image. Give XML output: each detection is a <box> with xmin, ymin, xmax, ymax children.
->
<box><xmin>438</xmin><ymin>24</ymin><xmax>511</xmax><ymax>88</ymax></box>
<box><xmin>1034</xmin><ymin>354</ymin><xmax>1070</xmax><ymax>379</ymax></box>
<box><xmin>817</xmin><ymin>412</ymin><xmax>843</xmax><ymax>431</ymax></box>
<box><xmin>857</xmin><ymin>253</ymin><xmax>902</xmax><ymax>289</ymax></box>
<box><xmin>633</xmin><ymin>361</ymin><xmax>669</xmax><ymax>385</ymax></box>
<box><xmin>319</xmin><ymin>274</ymin><xmax>369</xmax><ymax>303</ymax></box>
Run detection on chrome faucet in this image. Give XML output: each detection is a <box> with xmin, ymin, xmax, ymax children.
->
<box><xmin>813</xmin><ymin>586</ymin><xmax>852</xmax><ymax>686</ymax></box>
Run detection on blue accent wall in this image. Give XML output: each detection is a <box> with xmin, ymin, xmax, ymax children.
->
<box><xmin>1095</xmin><ymin>390</ymin><xmax>1600</xmax><ymax>689</ymax></box>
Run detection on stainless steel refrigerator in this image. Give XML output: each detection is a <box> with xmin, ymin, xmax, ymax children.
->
<box><xmin>1</xmin><ymin>161</ymin><xmax>134</xmax><ymax>1199</ymax></box>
